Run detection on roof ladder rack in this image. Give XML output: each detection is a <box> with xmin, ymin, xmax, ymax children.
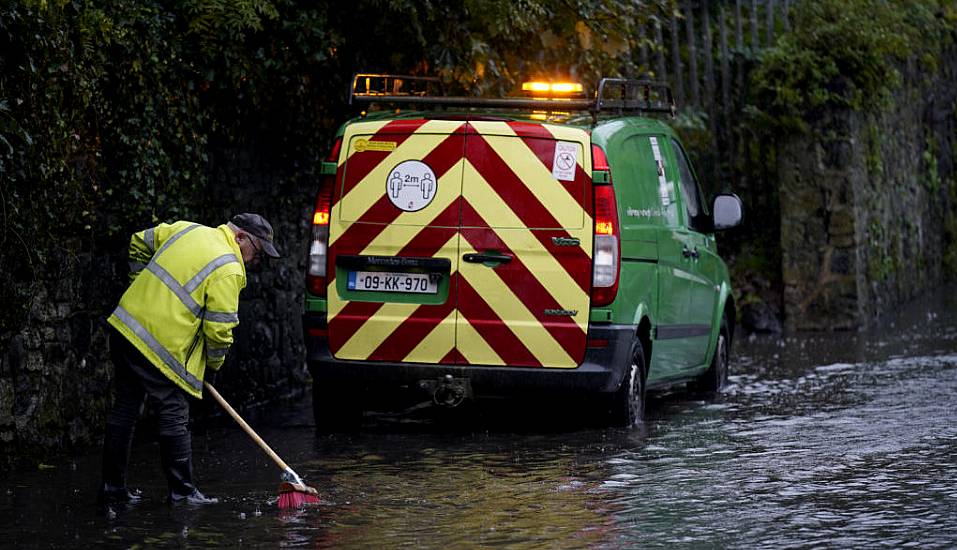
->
<box><xmin>349</xmin><ymin>73</ymin><xmax>677</xmax><ymax>121</ymax></box>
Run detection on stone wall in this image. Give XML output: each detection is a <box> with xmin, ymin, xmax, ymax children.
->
<box><xmin>0</xmin><ymin>255</ymin><xmax>118</xmax><ymax>468</ymax></box>
<box><xmin>779</xmin><ymin>53</ymin><xmax>957</xmax><ymax>331</ymax></box>
<box><xmin>0</xmin><ymin>147</ymin><xmax>317</xmax><ymax>470</ymax></box>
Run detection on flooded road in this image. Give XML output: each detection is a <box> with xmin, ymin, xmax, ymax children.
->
<box><xmin>3</xmin><ymin>286</ymin><xmax>956</xmax><ymax>548</ymax></box>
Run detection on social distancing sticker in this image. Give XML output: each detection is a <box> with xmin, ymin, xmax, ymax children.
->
<box><xmin>386</xmin><ymin>160</ymin><xmax>438</xmax><ymax>212</ymax></box>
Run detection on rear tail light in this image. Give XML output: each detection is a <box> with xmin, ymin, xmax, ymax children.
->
<box><xmin>591</xmin><ymin>144</ymin><xmax>620</xmax><ymax>307</ymax></box>
<box><xmin>306</xmin><ymin>182</ymin><xmax>332</xmax><ymax>296</ymax></box>
<box><xmin>306</xmin><ymin>139</ymin><xmax>340</xmax><ymax>297</ymax></box>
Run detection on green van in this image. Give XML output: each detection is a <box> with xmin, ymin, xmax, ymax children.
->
<box><xmin>302</xmin><ymin>75</ymin><xmax>743</xmax><ymax>428</ymax></box>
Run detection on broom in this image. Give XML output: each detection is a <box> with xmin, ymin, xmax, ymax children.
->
<box><xmin>203</xmin><ymin>382</ymin><xmax>320</xmax><ymax>509</ymax></box>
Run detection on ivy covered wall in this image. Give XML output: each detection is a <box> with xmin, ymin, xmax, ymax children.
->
<box><xmin>748</xmin><ymin>0</ymin><xmax>957</xmax><ymax>329</ymax></box>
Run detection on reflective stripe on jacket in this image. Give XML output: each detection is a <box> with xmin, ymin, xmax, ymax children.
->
<box><xmin>108</xmin><ymin>221</ymin><xmax>246</xmax><ymax>398</ymax></box>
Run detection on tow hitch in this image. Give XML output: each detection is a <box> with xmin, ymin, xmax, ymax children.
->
<box><xmin>418</xmin><ymin>375</ymin><xmax>471</xmax><ymax>408</ymax></box>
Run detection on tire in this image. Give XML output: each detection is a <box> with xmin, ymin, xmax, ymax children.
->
<box><xmin>610</xmin><ymin>339</ymin><xmax>646</xmax><ymax>427</ymax></box>
<box><xmin>695</xmin><ymin>316</ymin><xmax>730</xmax><ymax>393</ymax></box>
<box><xmin>312</xmin><ymin>375</ymin><xmax>361</xmax><ymax>433</ymax></box>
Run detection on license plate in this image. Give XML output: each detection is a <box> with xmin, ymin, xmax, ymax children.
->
<box><xmin>347</xmin><ymin>271</ymin><xmax>438</xmax><ymax>294</ymax></box>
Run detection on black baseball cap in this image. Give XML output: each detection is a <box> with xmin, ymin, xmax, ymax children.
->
<box><xmin>231</xmin><ymin>213</ymin><xmax>280</xmax><ymax>258</ymax></box>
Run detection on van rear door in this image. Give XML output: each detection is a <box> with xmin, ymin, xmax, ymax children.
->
<box><xmin>456</xmin><ymin>122</ymin><xmax>593</xmax><ymax>368</ymax></box>
<box><xmin>327</xmin><ymin>119</ymin><xmax>466</xmax><ymax>363</ymax></box>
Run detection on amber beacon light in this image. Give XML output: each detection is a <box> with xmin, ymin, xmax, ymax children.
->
<box><xmin>522</xmin><ymin>81</ymin><xmax>584</xmax><ymax>96</ymax></box>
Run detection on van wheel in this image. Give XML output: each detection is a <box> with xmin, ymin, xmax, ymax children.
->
<box><xmin>312</xmin><ymin>376</ymin><xmax>361</xmax><ymax>433</ymax></box>
<box><xmin>694</xmin><ymin>317</ymin><xmax>730</xmax><ymax>393</ymax></box>
<box><xmin>610</xmin><ymin>339</ymin><xmax>646</xmax><ymax>427</ymax></box>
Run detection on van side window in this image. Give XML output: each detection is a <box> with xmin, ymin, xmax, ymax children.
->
<box><xmin>671</xmin><ymin>139</ymin><xmax>709</xmax><ymax>232</ymax></box>
<box><xmin>618</xmin><ymin>135</ymin><xmax>679</xmax><ymax>227</ymax></box>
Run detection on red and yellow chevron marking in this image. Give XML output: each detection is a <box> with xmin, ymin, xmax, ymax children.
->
<box><xmin>327</xmin><ymin>119</ymin><xmax>593</xmax><ymax>368</ymax></box>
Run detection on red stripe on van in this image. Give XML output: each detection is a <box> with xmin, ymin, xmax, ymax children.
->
<box><xmin>504</xmin><ymin>121</ymin><xmax>556</xmax><ymax>140</ymax></box>
<box><xmin>464</xmin><ymin>135</ymin><xmax>566</xmax><ymax>229</ymax></box>
<box><xmin>439</xmin><ymin>348</ymin><xmax>464</xmax><ymax>365</ymax></box>
<box><xmin>456</xmin><ymin>277</ymin><xmax>541</xmax><ymax>367</ymax></box>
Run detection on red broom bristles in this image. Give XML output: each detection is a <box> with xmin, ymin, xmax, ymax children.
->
<box><xmin>277</xmin><ymin>481</ymin><xmax>320</xmax><ymax>509</ymax></box>
<box><xmin>277</xmin><ymin>489</ymin><xmax>320</xmax><ymax>509</ymax></box>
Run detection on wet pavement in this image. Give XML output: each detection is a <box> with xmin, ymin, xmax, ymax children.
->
<box><xmin>2</xmin><ymin>286</ymin><xmax>956</xmax><ymax>548</ymax></box>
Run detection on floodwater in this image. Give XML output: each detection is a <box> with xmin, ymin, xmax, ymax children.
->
<box><xmin>2</xmin><ymin>287</ymin><xmax>957</xmax><ymax>548</ymax></box>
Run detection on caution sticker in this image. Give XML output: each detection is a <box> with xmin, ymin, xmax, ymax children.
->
<box><xmin>354</xmin><ymin>138</ymin><xmax>397</xmax><ymax>152</ymax></box>
<box><xmin>386</xmin><ymin>160</ymin><xmax>438</xmax><ymax>212</ymax></box>
<box><xmin>552</xmin><ymin>141</ymin><xmax>579</xmax><ymax>182</ymax></box>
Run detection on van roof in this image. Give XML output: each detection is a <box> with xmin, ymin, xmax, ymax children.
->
<box><xmin>335</xmin><ymin>108</ymin><xmax>677</xmax><ymax>140</ymax></box>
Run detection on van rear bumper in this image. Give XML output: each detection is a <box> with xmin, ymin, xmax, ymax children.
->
<box><xmin>303</xmin><ymin>315</ymin><xmax>635</xmax><ymax>397</ymax></box>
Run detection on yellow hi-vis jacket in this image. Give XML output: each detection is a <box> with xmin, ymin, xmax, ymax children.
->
<box><xmin>108</xmin><ymin>221</ymin><xmax>246</xmax><ymax>398</ymax></box>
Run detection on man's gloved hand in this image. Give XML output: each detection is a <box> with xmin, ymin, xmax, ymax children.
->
<box><xmin>205</xmin><ymin>370</ymin><xmax>217</xmax><ymax>387</ymax></box>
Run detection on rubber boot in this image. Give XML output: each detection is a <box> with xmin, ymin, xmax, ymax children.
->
<box><xmin>160</xmin><ymin>434</ymin><xmax>218</xmax><ymax>505</ymax></box>
<box><xmin>97</xmin><ymin>424</ymin><xmax>142</xmax><ymax>505</ymax></box>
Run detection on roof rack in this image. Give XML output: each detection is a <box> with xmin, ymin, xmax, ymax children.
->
<box><xmin>594</xmin><ymin>78</ymin><xmax>676</xmax><ymax>117</ymax></box>
<box><xmin>349</xmin><ymin>74</ymin><xmax>676</xmax><ymax>121</ymax></box>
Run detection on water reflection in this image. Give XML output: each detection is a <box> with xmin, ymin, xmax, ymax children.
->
<box><xmin>1</xmin><ymin>287</ymin><xmax>955</xmax><ymax>547</ymax></box>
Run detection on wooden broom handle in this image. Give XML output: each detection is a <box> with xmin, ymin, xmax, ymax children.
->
<box><xmin>204</xmin><ymin>381</ymin><xmax>290</xmax><ymax>472</ymax></box>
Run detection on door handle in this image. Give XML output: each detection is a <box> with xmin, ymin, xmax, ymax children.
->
<box><xmin>463</xmin><ymin>252</ymin><xmax>512</xmax><ymax>265</ymax></box>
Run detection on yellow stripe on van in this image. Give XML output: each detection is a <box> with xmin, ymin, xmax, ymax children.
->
<box><xmin>336</xmin><ymin>302</ymin><xmax>420</xmax><ymax>359</ymax></box>
<box><xmin>404</xmin><ymin>309</ymin><xmax>458</xmax><ymax>363</ymax></box>
<box><xmin>327</xmin><ymin>278</ymin><xmax>346</xmax><ymax>321</ymax></box>
<box><xmin>455</xmin><ymin>312</ymin><xmax>505</xmax><ymax>366</ymax></box>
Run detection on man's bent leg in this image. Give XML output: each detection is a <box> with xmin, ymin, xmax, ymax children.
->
<box><xmin>138</xmin><ymin>365</ymin><xmax>218</xmax><ymax>504</ymax></box>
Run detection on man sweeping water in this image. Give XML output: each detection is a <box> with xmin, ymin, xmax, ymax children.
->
<box><xmin>98</xmin><ymin>213</ymin><xmax>280</xmax><ymax>505</ymax></box>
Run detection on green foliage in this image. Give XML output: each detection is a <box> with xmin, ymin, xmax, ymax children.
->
<box><xmin>184</xmin><ymin>0</ymin><xmax>279</xmax><ymax>40</ymax></box>
<box><xmin>322</xmin><ymin>0</ymin><xmax>669</xmax><ymax>96</ymax></box>
<box><xmin>865</xmin><ymin>124</ymin><xmax>884</xmax><ymax>178</ymax></box>
<box><xmin>748</xmin><ymin>0</ymin><xmax>953</xmax><ymax>133</ymax></box>
<box><xmin>0</xmin><ymin>0</ymin><xmax>294</xmax><ymax>335</ymax></box>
